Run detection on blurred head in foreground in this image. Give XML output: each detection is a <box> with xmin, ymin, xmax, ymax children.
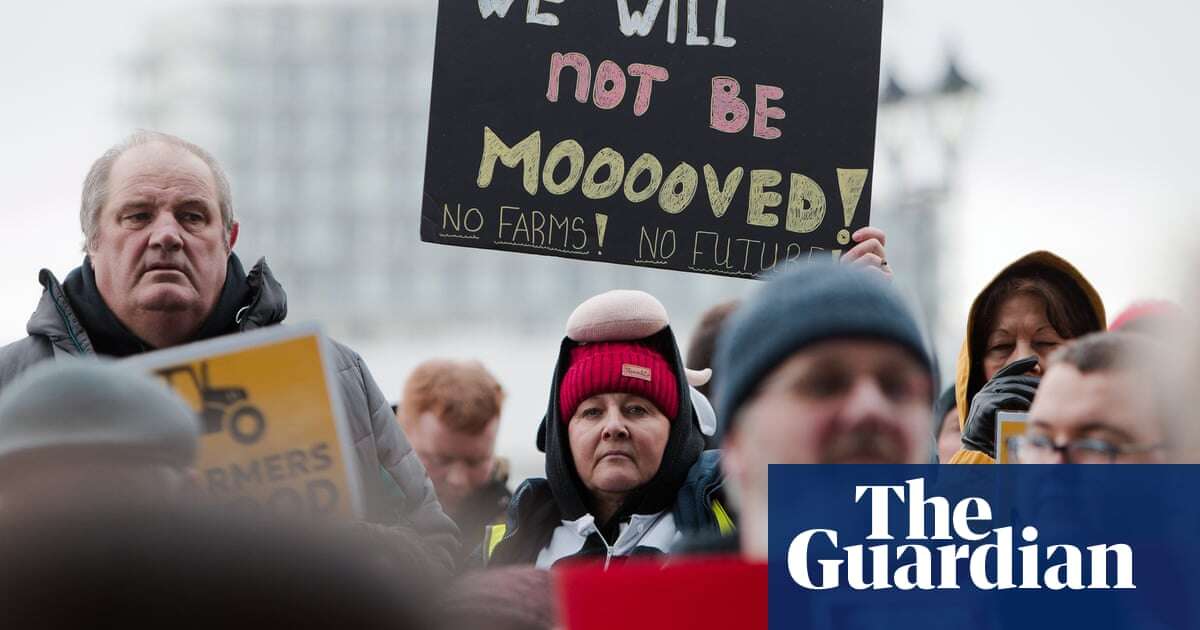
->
<box><xmin>0</xmin><ymin>504</ymin><xmax>432</xmax><ymax>629</ymax></box>
<box><xmin>1015</xmin><ymin>332</ymin><xmax>1174</xmax><ymax>464</ymax></box>
<box><xmin>715</xmin><ymin>263</ymin><xmax>935</xmax><ymax>558</ymax></box>
<box><xmin>439</xmin><ymin>567</ymin><xmax>556</xmax><ymax>630</ymax></box>
<box><xmin>0</xmin><ymin>360</ymin><xmax>199</xmax><ymax>511</ymax></box>
<box><xmin>1109</xmin><ymin>299</ymin><xmax>1187</xmax><ymax>337</ymax></box>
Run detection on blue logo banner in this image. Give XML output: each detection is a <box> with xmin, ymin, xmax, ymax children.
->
<box><xmin>768</xmin><ymin>465</ymin><xmax>1200</xmax><ymax>629</ymax></box>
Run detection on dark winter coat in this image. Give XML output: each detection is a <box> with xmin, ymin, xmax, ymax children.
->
<box><xmin>480</xmin><ymin>449</ymin><xmax>731</xmax><ymax>568</ymax></box>
<box><xmin>479</xmin><ymin>326</ymin><xmax>733</xmax><ymax>568</ymax></box>
<box><xmin>0</xmin><ymin>255</ymin><xmax>460</xmax><ymax>572</ymax></box>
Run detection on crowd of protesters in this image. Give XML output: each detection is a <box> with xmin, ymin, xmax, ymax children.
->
<box><xmin>0</xmin><ymin>130</ymin><xmax>1194</xmax><ymax>628</ymax></box>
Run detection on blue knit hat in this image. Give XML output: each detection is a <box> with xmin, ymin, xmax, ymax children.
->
<box><xmin>713</xmin><ymin>262</ymin><xmax>934</xmax><ymax>440</ymax></box>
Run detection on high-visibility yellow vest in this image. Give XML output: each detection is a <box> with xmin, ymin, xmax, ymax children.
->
<box><xmin>483</xmin><ymin>499</ymin><xmax>735</xmax><ymax>565</ymax></box>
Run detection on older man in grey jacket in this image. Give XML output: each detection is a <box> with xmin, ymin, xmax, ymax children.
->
<box><xmin>0</xmin><ymin>130</ymin><xmax>459</xmax><ymax>572</ymax></box>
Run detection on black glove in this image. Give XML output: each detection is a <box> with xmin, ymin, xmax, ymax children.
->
<box><xmin>960</xmin><ymin>356</ymin><xmax>1041</xmax><ymax>458</ymax></box>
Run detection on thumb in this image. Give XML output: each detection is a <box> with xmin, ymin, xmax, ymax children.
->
<box><xmin>993</xmin><ymin>356</ymin><xmax>1039</xmax><ymax>380</ymax></box>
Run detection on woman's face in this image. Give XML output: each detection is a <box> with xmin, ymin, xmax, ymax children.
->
<box><xmin>982</xmin><ymin>293</ymin><xmax>1067</xmax><ymax>381</ymax></box>
<box><xmin>568</xmin><ymin>393</ymin><xmax>670</xmax><ymax>500</ymax></box>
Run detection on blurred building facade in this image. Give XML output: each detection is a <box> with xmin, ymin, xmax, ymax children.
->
<box><xmin>120</xmin><ymin>1</ymin><xmax>743</xmax><ymax>340</ymax></box>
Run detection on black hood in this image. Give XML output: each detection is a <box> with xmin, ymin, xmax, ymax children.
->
<box><xmin>535</xmin><ymin>326</ymin><xmax>705</xmax><ymax>533</ymax></box>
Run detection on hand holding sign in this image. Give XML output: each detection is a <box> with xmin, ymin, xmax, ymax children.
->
<box><xmin>841</xmin><ymin>227</ymin><xmax>892</xmax><ymax>280</ymax></box>
<box><xmin>961</xmin><ymin>356</ymin><xmax>1041</xmax><ymax>459</ymax></box>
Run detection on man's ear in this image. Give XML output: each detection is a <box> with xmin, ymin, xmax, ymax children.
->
<box><xmin>227</xmin><ymin>221</ymin><xmax>240</xmax><ymax>252</ymax></box>
<box><xmin>85</xmin><ymin>230</ymin><xmax>99</xmax><ymax>260</ymax></box>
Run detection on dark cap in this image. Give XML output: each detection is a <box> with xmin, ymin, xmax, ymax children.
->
<box><xmin>0</xmin><ymin>360</ymin><xmax>200</xmax><ymax>469</ymax></box>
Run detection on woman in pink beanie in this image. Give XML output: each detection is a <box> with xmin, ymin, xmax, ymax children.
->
<box><xmin>476</xmin><ymin>290</ymin><xmax>731</xmax><ymax>568</ymax></box>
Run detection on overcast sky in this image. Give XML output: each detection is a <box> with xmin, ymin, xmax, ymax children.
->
<box><xmin>2</xmin><ymin>0</ymin><xmax>1197</xmax><ymax>344</ymax></box>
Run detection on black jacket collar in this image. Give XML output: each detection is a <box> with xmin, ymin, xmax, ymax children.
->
<box><xmin>32</xmin><ymin>254</ymin><xmax>285</xmax><ymax>357</ymax></box>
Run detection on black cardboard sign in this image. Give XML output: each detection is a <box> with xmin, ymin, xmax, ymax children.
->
<box><xmin>421</xmin><ymin>0</ymin><xmax>883</xmax><ymax>279</ymax></box>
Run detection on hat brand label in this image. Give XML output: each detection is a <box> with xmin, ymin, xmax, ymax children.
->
<box><xmin>622</xmin><ymin>364</ymin><xmax>652</xmax><ymax>382</ymax></box>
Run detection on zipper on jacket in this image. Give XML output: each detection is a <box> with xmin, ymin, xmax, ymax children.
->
<box><xmin>598</xmin><ymin>511</ymin><xmax>669</xmax><ymax>569</ymax></box>
<box><xmin>47</xmin><ymin>287</ymin><xmax>86</xmax><ymax>354</ymax></box>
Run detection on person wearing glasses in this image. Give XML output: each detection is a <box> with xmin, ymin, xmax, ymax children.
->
<box><xmin>1009</xmin><ymin>332</ymin><xmax>1170</xmax><ymax>464</ymax></box>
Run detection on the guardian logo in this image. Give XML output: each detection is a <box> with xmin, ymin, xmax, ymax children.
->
<box><xmin>788</xmin><ymin>478</ymin><xmax>1135</xmax><ymax>591</ymax></box>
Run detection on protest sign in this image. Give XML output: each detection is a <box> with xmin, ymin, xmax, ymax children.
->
<box><xmin>124</xmin><ymin>324</ymin><xmax>364</xmax><ymax>519</ymax></box>
<box><xmin>995</xmin><ymin>411</ymin><xmax>1029</xmax><ymax>464</ymax></box>
<box><xmin>421</xmin><ymin>0</ymin><xmax>884</xmax><ymax>279</ymax></box>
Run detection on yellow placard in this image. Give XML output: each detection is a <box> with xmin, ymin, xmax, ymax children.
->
<box><xmin>995</xmin><ymin>412</ymin><xmax>1030</xmax><ymax>464</ymax></box>
<box><xmin>125</xmin><ymin>324</ymin><xmax>362</xmax><ymax>518</ymax></box>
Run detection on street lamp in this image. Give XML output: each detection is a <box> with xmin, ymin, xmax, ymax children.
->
<box><xmin>877</xmin><ymin>51</ymin><xmax>980</xmax><ymax>193</ymax></box>
<box><xmin>877</xmin><ymin>68</ymin><xmax>919</xmax><ymax>185</ymax></box>
<box><xmin>928</xmin><ymin>54</ymin><xmax>981</xmax><ymax>165</ymax></box>
<box><xmin>874</xmin><ymin>51</ymin><xmax>980</xmax><ymax>381</ymax></box>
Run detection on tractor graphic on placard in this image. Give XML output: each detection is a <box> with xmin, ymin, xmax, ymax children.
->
<box><xmin>156</xmin><ymin>362</ymin><xmax>266</xmax><ymax>445</ymax></box>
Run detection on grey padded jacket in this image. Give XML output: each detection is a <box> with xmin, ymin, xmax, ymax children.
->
<box><xmin>0</xmin><ymin>258</ymin><xmax>460</xmax><ymax>573</ymax></box>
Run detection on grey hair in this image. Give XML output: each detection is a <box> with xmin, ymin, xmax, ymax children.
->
<box><xmin>80</xmin><ymin>130</ymin><xmax>235</xmax><ymax>252</ymax></box>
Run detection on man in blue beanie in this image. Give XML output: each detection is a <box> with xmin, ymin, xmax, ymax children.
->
<box><xmin>712</xmin><ymin>262</ymin><xmax>936</xmax><ymax>560</ymax></box>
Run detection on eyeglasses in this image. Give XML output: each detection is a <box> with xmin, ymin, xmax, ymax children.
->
<box><xmin>1007</xmin><ymin>434</ymin><xmax>1165</xmax><ymax>464</ymax></box>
